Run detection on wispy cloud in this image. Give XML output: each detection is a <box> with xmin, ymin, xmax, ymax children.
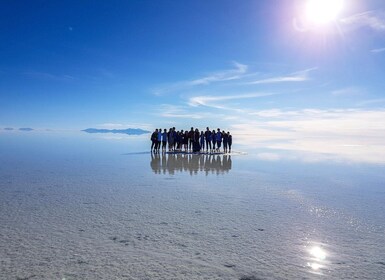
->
<box><xmin>98</xmin><ymin>122</ymin><xmax>152</xmax><ymax>130</ymax></box>
<box><xmin>357</xmin><ymin>98</ymin><xmax>385</xmax><ymax>106</ymax></box>
<box><xmin>246</xmin><ymin>68</ymin><xmax>316</xmax><ymax>85</ymax></box>
<box><xmin>371</xmin><ymin>47</ymin><xmax>385</xmax><ymax>53</ymax></box>
<box><xmin>158</xmin><ymin>104</ymin><xmax>210</xmax><ymax>119</ymax></box>
<box><xmin>340</xmin><ymin>10</ymin><xmax>385</xmax><ymax>31</ymax></box>
<box><xmin>331</xmin><ymin>87</ymin><xmax>365</xmax><ymax>96</ymax></box>
<box><xmin>24</xmin><ymin>71</ymin><xmax>75</xmax><ymax>81</ymax></box>
<box><xmin>188</xmin><ymin>92</ymin><xmax>275</xmax><ymax>108</ymax></box>
<box><xmin>188</xmin><ymin>62</ymin><xmax>248</xmax><ymax>86</ymax></box>
<box><xmin>153</xmin><ymin>62</ymin><xmax>248</xmax><ymax>95</ymax></box>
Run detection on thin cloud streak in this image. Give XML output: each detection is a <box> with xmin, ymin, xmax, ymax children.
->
<box><xmin>340</xmin><ymin>10</ymin><xmax>385</xmax><ymax>31</ymax></box>
<box><xmin>188</xmin><ymin>92</ymin><xmax>275</xmax><ymax>108</ymax></box>
<box><xmin>357</xmin><ymin>98</ymin><xmax>385</xmax><ymax>106</ymax></box>
<box><xmin>246</xmin><ymin>68</ymin><xmax>316</xmax><ymax>85</ymax></box>
<box><xmin>153</xmin><ymin>62</ymin><xmax>248</xmax><ymax>96</ymax></box>
<box><xmin>24</xmin><ymin>71</ymin><xmax>75</xmax><ymax>81</ymax></box>
<box><xmin>371</xmin><ymin>47</ymin><xmax>385</xmax><ymax>53</ymax></box>
<box><xmin>331</xmin><ymin>87</ymin><xmax>365</xmax><ymax>96</ymax></box>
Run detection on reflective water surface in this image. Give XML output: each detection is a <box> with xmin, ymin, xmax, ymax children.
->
<box><xmin>150</xmin><ymin>152</ymin><xmax>232</xmax><ymax>175</ymax></box>
<box><xmin>0</xmin><ymin>131</ymin><xmax>384</xmax><ymax>279</ymax></box>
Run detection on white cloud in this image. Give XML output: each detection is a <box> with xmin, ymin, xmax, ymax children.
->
<box><xmin>153</xmin><ymin>62</ymin><xmax>248</xmax><ymax>95</ymax></box>
<box><xmin>371</xmin><ymin>47</ymin><xmax>385</xmax><ymax>53</ymax></box>
<box><xmin>331</xmin><ymin>87</ymin><xmax>365</xmax><ymax>96</ymax></box>
<box><xmin>246</xmin><ymin>68</ymin><xmax>316</xmax><ymax>85</ymax></box>
<box><xmin>188</xmin><ymin>92</ymin><xmax>275</xmax><ymax>109</ymax></box>
<box><xmin>357</xmin><ymin>98</ymin><xmax>385</xmax><ymax>106</ymax></box>
<box><xmin>188</xmin><ymin>62</ymin><xmax>248</xmax><ymax>86</ymax></box>
<box><xmin>24</xmin><ymin>71</ymin><xmax>75</xmax><ymax>81</ymax></box>
<box><xmin>97</xmin><ymin>123</ymin><xmax>152</xmax><ymax>130</ymax></box>
<box><xmin>340</xmin><ymin>11</ymin><xmax>385</xmax><ymax>31</ymax></box>
<box><xmin>157</xmin><ymin>104</ymin><xmax>213</xmax><ymax>119</ymax></box>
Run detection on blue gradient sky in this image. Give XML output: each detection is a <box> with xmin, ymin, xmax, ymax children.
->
<box><xmin>1</xmin><ymin>0</ymin><xmax>385</xmax><ymax>132</ymax></box>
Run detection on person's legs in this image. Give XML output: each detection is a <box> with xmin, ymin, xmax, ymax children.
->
<box><xmin>206</xmin><ymin>140</ymin><xmax>211</xmax><ymax>151</ymax></box>
<box><xmin>217</xmin><ymin>141</ymin><xmax>221</xmax><ymax>152</ymax></box>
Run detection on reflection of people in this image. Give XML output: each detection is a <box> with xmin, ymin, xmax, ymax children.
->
<box><xmin>150</xmin><ymin>153</ymin><xmax>231</xmax><ymax>175</ymax></box>
<box><xmin>150</xmin><ymin>151</ymin><xmax>161</xmax><ymax>174</ymax></box>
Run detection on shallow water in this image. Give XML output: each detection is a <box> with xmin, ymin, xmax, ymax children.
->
<box><xmin>0</xmin><ymin>131</ymin><xmax>384</xmax><ymax>279</ymax></box>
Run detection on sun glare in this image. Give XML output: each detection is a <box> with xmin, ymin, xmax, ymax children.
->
<box><xmin>305</xmin><ymin>0</ymin><xmax>344</xmax><ymax>25</ymax></box>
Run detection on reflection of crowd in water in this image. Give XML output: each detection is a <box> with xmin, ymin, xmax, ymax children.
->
<box><xmin>150</xmin><ymin>126</ymin><xmax>232</xmax><ymax>153</ymax></box>
<box><xmin>150</xmin><ymin>153</ymin><xmax>232</xmax><ymax>175</ymax></box>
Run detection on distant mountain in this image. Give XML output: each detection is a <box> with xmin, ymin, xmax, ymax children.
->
<box><xmin>19</xmin><ymin>128</ymin><xmax>34</xmax><ymax>131</ymax></box>
<box><xmin>82</xmin><ymin>128</ymin><xmax>150</xmax><ymax>135</ymax></box>
<box><xmin>4</xmin><ymin>127</ymin><xmax>14</xmax><ymax>131</ymax></box>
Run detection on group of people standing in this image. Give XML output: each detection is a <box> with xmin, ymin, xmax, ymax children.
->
<box><xmin>151</xmin><ymin>127</ymin><xmax>232</xmax><ymax>153</ymax></box>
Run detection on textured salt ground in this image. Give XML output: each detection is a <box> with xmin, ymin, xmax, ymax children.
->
<box><xmin>1</xmin><ymin>154</ymin><xmax>385</xmax><ymax>279</ymax></box>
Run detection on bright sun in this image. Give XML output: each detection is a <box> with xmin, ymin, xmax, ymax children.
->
<box><xmin>305</xmin><ymin>0</ymin><xmax>344</xmax><ymax>25</ymax></box>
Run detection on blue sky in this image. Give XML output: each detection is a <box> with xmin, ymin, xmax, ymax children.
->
<box><xmin>1</xmin><ymin>0</ymin><xmax>385</xmax><ymax>134</ymax></box>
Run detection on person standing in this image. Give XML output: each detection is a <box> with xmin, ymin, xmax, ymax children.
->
<box><xmin>227</xmin><ymin>132</ymin><xmax>232</xmax><ymax>153</ymax></box>
<box><xmin>183</xmin><ymin>131</ymin><xmax>189</xmax><ymax>151</ymax></box>
<box><xmin>199</xmin><ymin>131</ymin><xmax>205</xmax><ymax>152</ymax></box>
<box><xmin>211</xmin><ymin>129</ymin><xmax>216</xmax><ymax>152</ymax></box>
<box><xmin>193</xmin><ymin>128</ymin><xmax>201</xmax><ymax>152</ymax></box>
<box><xmin>216</xmin><ymin>128</ymin><xmax>222</xmax><ymax>152</ymax></box>
<box><xmin>172</xmin><ymin>127</ymin><xmax>177</xmax><ymax>151</ymax></box>
<box><xmin>222</xmin><ymin>130</ymin><xmax>228</xmax><ymax>153</ymax></box>
<box><xmin>151</xmin><ymin>129</ymin><xmax>158</xmax><ymax>152</ymax></box>
<box><xmin>167</xmin><ymin>128</ymin><xmax>174</xmax><ymax>151</ymax></box>
<box><xmin>204</xmin><ymin>127</ymin><xmax>212</xmax><ymax>152</ymax></box>
<box><xmin>161</xmin><ymin>129</ymin><xmax>167</xmax><ymax>152</ymax></box>
<box><xmin>188</xmin><ymin>127</ymin><xmax>194</xmax><ymax>151</ymax></box>
<box><xmin>157</xmin><ymin>128</ymin><xmax>162</xmax><ymax>152</ymax></box>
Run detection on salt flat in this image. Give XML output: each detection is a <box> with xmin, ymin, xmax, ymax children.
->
<box><xmin>0</xmin><ymin>131</ymin><xmax>384</xmax><ymax>279</ymax></box>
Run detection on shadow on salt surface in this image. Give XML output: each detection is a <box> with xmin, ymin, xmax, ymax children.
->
<box><xmin>150</xmin><ymin>152</ymin><xmax>233</xmax><ymax>175</ymax></box>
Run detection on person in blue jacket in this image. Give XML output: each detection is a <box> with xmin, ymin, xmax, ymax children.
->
<box><xmin>157</xmin><ymin>128</ymin><xmax>162</xmax><ymax>152</ymax></box>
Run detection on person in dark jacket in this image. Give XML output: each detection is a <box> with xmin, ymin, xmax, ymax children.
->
<box><xmin>199</xmin><ymin>131</ymin><xmax>205</xmax><ymax>151</ymax></box>
<box><xmin>188</xmin><ymin>127</ymin><xmax>194</xmax><ymax>151</ymax></box>
<box><xmin>227</xmin><ymin>132</ymin><xmax>232</xmax><ymax>153</ymax></box>
<box><xmin>222</xmin><ymin>130</ymin><xmax>228</xmax><ymax>153</ymax></box>
<box><xmin>204</xmin><ymin>127</ymin><xmax>212</xmax><ymax>152</ymax></box>
<box><xmin>151</xmin><ymin>129</ymin><xmax>158</xmax><ymax>152</ymax></box>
